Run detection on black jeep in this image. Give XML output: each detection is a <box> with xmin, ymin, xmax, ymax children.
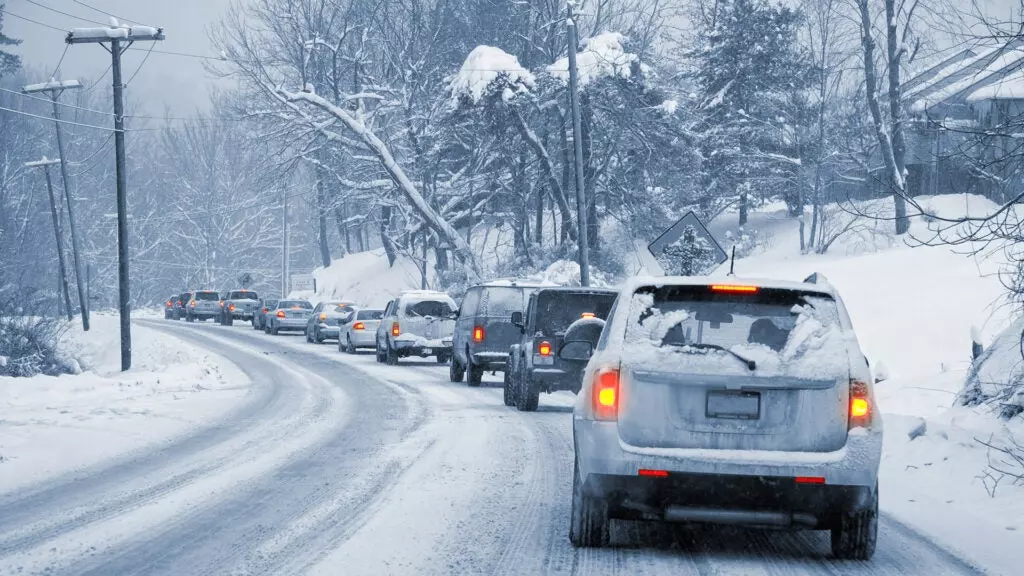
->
<box><xmin>505</xmin><ymin>287</ymin><xmax>618</xmax><ymax>411</ymax></box>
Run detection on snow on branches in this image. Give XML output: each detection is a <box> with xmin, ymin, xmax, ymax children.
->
<box><xmin>449</xmin><ymin>46</ymin><xmax>535</xmax><ymax>106</ymax></box>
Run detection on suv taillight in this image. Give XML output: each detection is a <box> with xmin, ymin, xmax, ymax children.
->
<box><xmin>190</xmin><ymin>300</ymin><xmax>196</xmax><ymax>308</ymax></box>
<box><xmin>277</xmin><ymin>310</ymin><xmax>286</xmax><ymax>318</ymax></box>
<box><xmin>472</xmin><ymin>325</ymin><xmax>485</xmax><ymax>343</ymax></box>
<box><xmin>319</xmin><ymin>313</ymin><xmax>327</xmax><ymax>321</ymax></box>
<box><xmin>353</xmin><ymin>321</ymin><xmax>365</xmax><ymax>331</ymax></box>
<box><xmin>538</xmin><ymin>341</ymin><xmax>552</xmax><ymax>356</ymax></box>
<box><xmin>391</xmin><ymin>322</ymin><xmax>400</xmax><ymax>337</ymax></box>
<box><xmin>229</xmin><ymin>303</ymin><xmax>236</xmax><ymax>312</ymax></box>
<box><xmin>219</xmin><ymin>300</ymin><xmax>225</xmax><ymax>308</ymax></box>
<box><xmin>849</xmin><ymin>379</ymin><xmax>871</xmax><ymax>429</ymax></box>
<box><xmin>592</xmin><ymin>367</ymin><xmax>620</xmax><ymax>421</ymax></box>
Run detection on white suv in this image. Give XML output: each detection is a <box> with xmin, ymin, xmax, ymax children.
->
<box><xmin>375</xmin><ymin>291</ymin><xmax>458</xmax><ymax>364</ymax></box>
<box><xmin>566</xmin><ymin>275</ymin><xmax>882</xmax><ymax>559</ymax></box>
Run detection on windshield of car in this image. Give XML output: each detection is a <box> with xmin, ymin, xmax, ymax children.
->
<box><xmin>534</xmin><ymin>291</ymin><xmax>617</xmax><ymax>335</ymax></box>
<box><xmin>356</xmin><ymin>309</ymin><xmax>384</xmax><ymax>320</ymax></box>
<box><xmin>405</xmin><ymin>299</ymin><xmax>456</xmax><ymax>318</ymax></box>
<box><xmin>229</xmin><ymin>291</ymin><xmax>256</xmax><ymax>300</ymax></box>
<box><xmin>194</xmin><ymin>291</ymin><xmax>219</xmax><ymax>301</ymax></box>
<box><xmin>278</xmin><ymin>300</ymin><xmax>312</xmax><ymax>309</ymax></box>
<box><xmin>624</xmin><ymin>285</ymin><xmax>845</xmax><ymax>379</ymax></box>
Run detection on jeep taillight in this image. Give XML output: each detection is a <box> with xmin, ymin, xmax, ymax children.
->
<box><xmin>538</xmin><ymin>341</ymin><xmax>552</xmax><ymax>356</ymax></box>
<box><xmin>592</xmin><ymin>367</ymin><xmax>620</xmax><ymax>421</ymax></box>
<box><xmin>391</xmin><ymin>322</ymin><xmax>400</xmax><ymax>337</ymax></box>
<box><xmin>849</xmin><ymin>379</ymin><xmax>871</xmax><ymax>429</ymax></box>
<box><xmin>472</xmin><ymin>325</ymin><xmax>485</xmax><ymax>343</ymax></box>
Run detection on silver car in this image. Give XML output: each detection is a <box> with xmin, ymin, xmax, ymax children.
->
<box><xmin>305</xmin><ymin>300</ymin><xmax>356</xmax><ymax>344</ymax></box>
<box><xmin>339</xmin><ymin>308</ymin><xmax>384</xmax><ymax>353</ymax></box>
<box><xmin>567</xmin><ymin>275</ymin><xmax>882</xmax><ymax>560</ymax></box>
<box><xmin>264</xmin><ymin>299</ymin><xmax>313</xmax><ymax>335</ymax></box>
<box><xmin>185</xmin><ymin>290</ymin><xmax>221</xmax><ymax>322</ymax></box>
<box><xmin>375</xmin><ymin>291</ymin><xmax>457</xmax><ymax>364</ymax></box>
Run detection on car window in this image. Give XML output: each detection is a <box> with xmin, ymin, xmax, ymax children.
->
<box><xmin>278</xmin><ymin>300</ymin><xmax>312</xmax><ymax>309</ymax></box>
<box><xmin>480</xmin><ymin>287</ymin><xmax>527</xmax><ymax>318</ymax></box>
<box><xmin>595</xmin><ymin>294</ymin><xmax>621</xmax><ymax>352</ymax></box>
<box><xmin>195</xmin><ymin>292</ymin><xmax>219</xmax><ymax>301</ymax></box>
<box><xmin>624</xmin><ymin>285</ymin><xmax>844</xmax><ymax>377</ymax></box>
<box><xmin>533</xmin><ymin>291</ymin><xmax>617</xmax><ymax>335</ymax></box>
<box><xmin>357</xmin><ymin>309</ymin><xmax>384</xmax><ymax>320</ymax></box>
<box><xmin>461</xmin><ymin>287</ymin><xmax>481</xmax><ymax>316</ymax></box>
<box><xmin>404</xmin><ymin>299</ymin><xmax>455</xmax><ymax>318</ymax></box>
<box><xmin>229</xmin><ymin>291</ymin><xmax>256</xmax><ymax>300</ymax></box>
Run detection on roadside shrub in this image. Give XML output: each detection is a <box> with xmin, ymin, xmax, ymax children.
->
<box><xmin>0</xmin><ymin>288</ymin><xmax>70</xmax><ymax>377</ymax></box>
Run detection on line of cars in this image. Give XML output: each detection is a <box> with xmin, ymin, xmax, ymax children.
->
<box><xmin>162</xmin><ymin>273</ymin><xmax>883</xmax><ymax>559</ymax></box>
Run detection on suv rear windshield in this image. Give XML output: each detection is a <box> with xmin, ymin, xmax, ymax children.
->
<box><xmin>229</xmin><ymin>291</ymin><xmax>257</xmax><ymax>300</ymax></box>
<box><xmin>534</xmin><ymin>291</ymin><xmax>617</xmax><ymax>335</ymax></box>
<box><xmin>405</xmin><ymin>300</ymin><xmax>455</xmax><ymax>318</ymax></box>
<box><xmin>625</xmin><ymin>285</ymin><xmax>844</xmax><ymax>378</ymax></box>
<box><xmin>195</xmin><ymin>291</ymin><xmax>219</xmax><ymax>301</ymax></box>
<box><xmin>178</xmin><ymin>293</ymin><xmax>191</xmax><ymax>302</ymax></box>
<box><xmin>279</xmin><ymin>300</ymin><xmax>312</xmax><ymax>309</ymax></box>
<box><xmin>480</xmin><ymin>287</ymin><xmax>530</xmax><ymax>317</ymax></box>
<box><xmin>357</xmin><ymin>309</ymin><xmax>384</xmax><ymax>320</ymax></box>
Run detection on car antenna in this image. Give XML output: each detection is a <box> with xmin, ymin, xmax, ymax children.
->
<box><xmin>727</xmin><ymin>246</ymin><xmax>737</xmax><ymax>276</ymax></box>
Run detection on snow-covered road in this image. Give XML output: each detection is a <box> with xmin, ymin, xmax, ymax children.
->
<box><xmin>0</xmin><ymin>320</ymin><xmax>985</xmax><ymax>575</ymax></box>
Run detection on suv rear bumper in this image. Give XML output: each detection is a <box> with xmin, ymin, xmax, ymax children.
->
<box><xmin>471</xmin><ymin>351</ymin><xmax>508</xmax><ymax>369</ymax></box>
<box><xmin>393</xmin><ymin>337</ymin><xmax>452</xmax><ymax>356</ymax></box>
<box><xmin>574</xmin><ymin>419</ymin><xmax>882</xmax><ymax>489</ymax></box>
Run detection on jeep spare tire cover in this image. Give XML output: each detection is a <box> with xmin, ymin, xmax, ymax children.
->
<box><xmin>562</xmin><ymin>317</ymin><xmax>605</xmax><ymax>346</ymax></box>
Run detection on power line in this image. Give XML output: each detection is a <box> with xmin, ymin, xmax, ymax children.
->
<box><xmin>0</xmin><ymin>8</ymin><xmax>66</xmax><ymax>32</ymax></box>
<box><xmin>0</xmin><ymin>103</ymin><xmax>120</xmax><ymax>132</ymax></box>
<box><xmin>71</xmin><ymin>0</ymin><xmax>152</xmax><ymax>27</ymax></box>
<box><xmin>0</xmin><ymin>86</ymin><xmax>112</xmax><ymax>116</ymax></box>
<box><xmin>22</xmin><ymin>0</ymin><xmax>107</xmax><ymax>26</ymax></box>
<box><xmin>124</xmin><ymin>42</ymin><xmax>155</xmax><ymax>86</ymax></box>
<box><xmin>50</xmin><ymin>44</ymin><xmax>70</xmax><ymax>80</ymax></box>
<box><xmin>126</xmin><ymin>46</ymin><xmax>226</xmax><ymax>61</ymax></box>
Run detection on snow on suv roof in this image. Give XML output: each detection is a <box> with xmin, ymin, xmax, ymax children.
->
<box><xmin>479</xmin><ymin>278</ymin><xmax>559</xmax><ymax>288</ymax></box>
<box><xmin>400</xmin><ymin>290</ymin><xmax>454</xmax><ymax>299</ymax></box>
<box><xmin>622</xmin><ymin>275</ymin><xmax>836</xmax><ymax>296</ymax></box>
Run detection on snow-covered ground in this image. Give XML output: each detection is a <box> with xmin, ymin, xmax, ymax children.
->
<box><xmin>709</xmin><ymin>194</ymin><xmax>1022</xmax><ymax>575</ymax></box>
<box><xmin>0</xmin><ymin>313</ymin><xmax>251</xmax><ymax>494</ymax></box>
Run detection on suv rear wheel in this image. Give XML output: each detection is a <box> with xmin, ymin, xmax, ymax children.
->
<box><xmin>515</xmin><ymin>366</ymin><xmax>539</xmax><ymax>412</ymax></box>
<box><xmin>502</xmin><ymin>365</ymin><xmax>515</xmax><ymax>406</ymax></box>
<box><xmin>224</xmin><ymin>313</ymin><xmax>233</xmax><ymax>326</ymax></box>
<box><xmin>386</xmin><ymin>342</ymin><xmax>398</xmax><ymax>365</ymax></box>
<box><xmin>569</xmin><ymin>458</ymin><xmax>609</xmax><ymax>548</ymax></box>
<box><xmin>449</xmin><ymin>356</ymin><xmax>465</xmax><ymax>382</ymax></box>
<box><xmin>831</xmin><ymin>485</ymin><xmax>878</xmax><ymax>560</ymax></box>
<box><xmin>467</xmin><ymin>359</ymin><xmax>484</xmax><ymax>387</ymax></box>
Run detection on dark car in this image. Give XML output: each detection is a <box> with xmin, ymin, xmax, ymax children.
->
<box><xmin>172</xmin><ymin>291</ymin><xmax>192</xmax><ymax>320</ymax></box>
<box><xmin>163</xmin><ymin>294</ymin><xmax>178</xmax><ymax>319</ymax></box>
<box><xmin>450</xmin><ymin>280</ymin><xmax>553</xmax><ymax>386</ymax></box>
<box><xmin>252</xmin><ymin>297</ymin><xmax>279</xmax><ymax>331</ymax></box>
<box><xmin>505</xmin><ymin>287</ymin><xmax>618</xmax><ymax>411</ymax></box>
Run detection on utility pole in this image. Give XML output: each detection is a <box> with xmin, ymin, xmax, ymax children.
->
<box><xmin>26</xmin><ymin>157</ymin><xmax>73</xmax><ymax>321</ymax></box>
<box><xmin>23</xmin><ymin>79</ymin><xmax>90</xmax><ymax>331</ymax></box>
<box><xmin>566</xmin><ymin>2</ymin><xmax>590</xmax><ymax>286</ymax></box>
<box><xmin>67</xmin><ymin>23</ymin><xmax>165</xmax><ymax>371</ymax></box>
<box><xmin>282</xmin><ymin>188</ymin><xmax>289</xmax><ymax>296</ymax></box>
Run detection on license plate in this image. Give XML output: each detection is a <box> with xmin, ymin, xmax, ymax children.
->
<box><xmin>706</xmin><ymin>390</ymin><xmax>760</xmax><ymax>420</ymax></box>
<box><xmin>422</xmin><ymin>348</ymin><xmax>432</xmax><ymax>355</ymax></box>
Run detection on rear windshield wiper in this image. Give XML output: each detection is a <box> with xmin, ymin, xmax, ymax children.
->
<box><xmin>667</xmin><ymin>342</ymin><xmax>757</xmax><ymax>371</ymax></box>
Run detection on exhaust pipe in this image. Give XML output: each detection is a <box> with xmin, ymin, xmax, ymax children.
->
<box><xmin>664</xmin><ymin>506</ymin><xmax>817</xmax><ymax>528</ymax></box>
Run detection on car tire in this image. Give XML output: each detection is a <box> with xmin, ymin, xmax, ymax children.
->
<box><xmin>347</xmin><ymin>337</ymin><xmax>357</xmax><ymax>354</ymax></box>
<box><xmin>569</xmin><ymin>457</ymin><xmax>610</xmax><ymax>548</ymax></box>
<box><xmin>186</xmin><ymin>314</ymin><xmax>194</xmax><ymax>323</ymax></box>
<box><xmin>253</xmin><ymin>318</ymin><xmax>260</xmax><ymax>331</ymax></box>
<box><xmin>831</xmin><ymin>485</ymin><xmax>878</xmax><ymax>560</ymax></box>
<box><xmin>516</xmin><ymin>365</ymin><xmax>539</xmax><ymax>412</ymax></box>
<box><xmin>449</xmin><ymin>355</ymin><xmax>465</xmax><ymax>382</ymax></box>
<box><xmin>436</xmin><ymin>352</ymin><xmax>450</xmax><ymax>364</ymax></box>
<box><xmin>306</xmin><ymin>328</ymin><xmax>313</xmax><ymax>343</ymax></box>
<box><xmin>386</xmin><ymin>342</ymin><xmax>398</xmax><ymax>365</ymax></box>
<box><xmin>264</xmin><ymin>322</ymin><xmax>271</xmax><ymax>334</ymax></box>
<box><xmin>375</xmin><ymin>343</ymin><xmax>385</xmax><ymax>363</ymax></box>
<box><xmin>224</xmin><ymin>314</ymin><xmax>233</xmax><ymax>327</ymax></box>
<box><xmin>467</xmin><ymin>359</ymin><xmax>483</xmax><ymax>387</ymax></box>
<box><xmin>271</xmin><ymin>323</ymin><xmax>279</xmax><ymax>336</ymax></box>
<box><xmin>503</xmin><ymin>366</ymin><xmax>514</xmax><ymax>406</ymax></box>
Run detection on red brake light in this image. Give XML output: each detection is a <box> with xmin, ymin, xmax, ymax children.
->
<box><xmin>262</xmin><ymin>308</ymin><xmax>268</xmax><ymax>313</ymax></box>
<box><xmin>166</xmin><ymin>300</ymin><xmax>173</xmax><ymax>307</ymax></box>
<box><xmin>229</xmin><ymin>303</ymin><xmax>236</xmax><ymax>312</ymax></box>
<box><xmin>581</xmin><ymin>312</ymin><xmax>596</xmax><ymax>319</ymax></box>
<box><xmin>795</xmin><ymin>476</ymin><xmax>826</xmax><ymax>484</ymax></box>
<box><xmin>353</xmin><ymin>321</ymin><xmax>365</xmax><ymax>331</ymax></box>
<box><xmin>276</xmin><ymin>310</ymin><xmax>286</xmax><ymax>318</ymax></box>
<box><xmin>190</xmin><ymin>300</ymin><xmax>196</xmax><ymax>308</ymax></box>
<box><xmin>392</xmin><ymin>322</ymin><xmax>401</xmax><ymax>337</ymax></box>
<box><xmin>319</xmin><ymin>313</ymin><xmax>327</xmax><ymax>321</ymax></box>
<box><xmin>219</xmin><ymin>300</ymin><xmax>224</xmax><ymax>307</ymax></box>
<box><xmin>593</xmin><ymin>367</ymin><xmax>620</xmax><ymax>421</ymax></box>
<box><xmin>472</xmin><ymin>325</ymin><xmax>485</xmax><ymax>343</ymax></box>
<box><xmin>538</xmin><ymin>341</ymin><xmax>552</xmax><ymax>356</ymax></box>
<box><xmin>710</xmin><ymin>284</ymin><xmax>759</xmax><ymax>293</ymax></box>
<box><xmin>638</xmin><ymin>469</ymin><xmax>669</xmax><ymax>477</ymax></box>
<box><xmin>849</xmin><ymin>380</ymin><xmax>871</xmax><ymax>428</ymax></box>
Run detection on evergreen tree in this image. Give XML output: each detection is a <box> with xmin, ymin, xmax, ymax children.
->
<box><xmin>0</xmin><ymin>3</ymin><xmax>21</xmax><ymax>79</ymax></box>
<box><xmin>693</xmin><ymin>0</ymin><xmax>815</xmax><ymax>223</ymax></box>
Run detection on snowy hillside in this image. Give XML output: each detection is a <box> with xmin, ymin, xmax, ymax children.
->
<box><xmin>310</xmin><ymin>249</ymin><xmax>427</xmax><ymax>307</ymax></box>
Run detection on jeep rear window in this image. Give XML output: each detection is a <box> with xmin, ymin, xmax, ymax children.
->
<box><xmin>534</xmin><ymin>291</ymin><xmax>617</xmax><ymax>335</ymax></box>
<box><xmin>405</xmin><ymin>300</ymin><xmax>455</xmax><ymax>318</ymax></box>
<box><xmin>229</xmin><ymin>291</ymin><xmax>257</xmax><ymax>300</ymax></box>
<box><xmin>194</xmin><ymin>292</ymin><xmax>219</xmax><ymax>301</ymax></box>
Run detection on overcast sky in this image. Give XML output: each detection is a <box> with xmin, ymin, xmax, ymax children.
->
<box><xmin>4</xmin><ymin>0</ymin><xmax>235</xmax><ymax>116</ymax></box>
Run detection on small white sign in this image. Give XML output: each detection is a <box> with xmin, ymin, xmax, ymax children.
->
<box><xmin>291</xmin><ymin>273</ymin><xmax>316</xmax><ymax>292</ymax></box>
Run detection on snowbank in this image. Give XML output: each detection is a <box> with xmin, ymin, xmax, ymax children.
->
<box><xmin>0</xmin><ymin>313</ymin><xmax>250</xmax><ymax>493</ymax></box>
<box><xmin>311</xmin><ymin>248</ymin><xmax>426</xmax><ymax>308</ymax></box>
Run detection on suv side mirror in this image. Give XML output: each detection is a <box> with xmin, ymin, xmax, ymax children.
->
<box><xmin>559</xmin><ymin>340</ymin><xmax>594</xmax><ymax>361</ymax></box>
<box><xmin>511</xmin><ymin>311</ymin><xmax>524</xmax><ymax>328</ymax></box>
